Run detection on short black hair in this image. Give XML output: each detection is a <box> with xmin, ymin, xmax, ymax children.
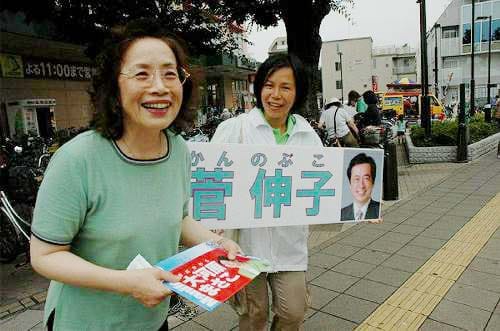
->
<box><xmin>90</xmin><ymin>18</ymin><xmax>196</xmax><ymax>139</ymax></box>
<box><xmin>254</xmin><ymin>53</ymin><xmax>309</xmax><ymax>114</ymax></box>
<box><xmin>363</xmin><ymin>90</ymin><xmax>378</xmax><ymax>105</ymax></box>
<box><xmin>347</xmin><ymin>153</ymin><xmax>376</xmax><ymax>183</ymax></box>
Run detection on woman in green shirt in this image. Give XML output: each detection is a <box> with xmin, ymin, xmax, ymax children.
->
<box><xmin>30</xmin><ymin>19</ymin><xmax>240</xmax><ymax>330</ymax></box>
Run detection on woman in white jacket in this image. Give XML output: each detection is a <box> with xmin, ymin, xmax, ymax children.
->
<box><xmin>211</xmin><ymin>54</ymin><xmax>322</xmax><ymax>331</ymax></box>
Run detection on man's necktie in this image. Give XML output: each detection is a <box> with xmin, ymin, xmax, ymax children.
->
<box><xmin>356</xmin><ymin>210</ymin><xmax>363</xmax><ymax>220</ymax></box>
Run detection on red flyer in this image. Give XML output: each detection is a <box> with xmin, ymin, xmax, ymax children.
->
<box><xmin>155</xmin><ymin>241</ymin><xmax>269</xmax><ymax>311</ymax></box>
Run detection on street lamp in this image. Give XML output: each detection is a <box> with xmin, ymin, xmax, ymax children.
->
<box><xmin>477</xmin><ymin>15</ymin><xmax>492</xmax><ymax>122</ymax></box>
<box><xmin>337</xmin><ymin>47</ymin><xmax>344</xmax><ymax>103</ymax></box>
<box><xmin>433</xmin><ymin>23</ymin><xmax>441</xmax><ymax>99</ymax></box>
<box><xmin>417</xmin><ymin>0</ymin><xmax>431</xmax><ymax>138</ymax></box>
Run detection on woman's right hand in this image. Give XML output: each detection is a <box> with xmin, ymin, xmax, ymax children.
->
<box><xmin>124</xmin><ymin>268</ymin><xmax>181</xmax><ymax>308</ymax></box>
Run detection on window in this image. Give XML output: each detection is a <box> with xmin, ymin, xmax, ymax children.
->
<box><xmin>442</xmin><ymin>26</ymin><xmax>459</xmax><ymax>38</ymax></box>
<box><xmin>335</xmin><ymin>62</ymin><xmax>341</xmax><ymax>71</ymax></box>
<box><xmin>403</xmin><ymin>58</ymin><xmax>410</xmax><ymax>66</ymax></box>
<box><xmin>442</xmin><ymin>58</ymin><xmax>459</xmax><ymax>68</ymax></box>
<box><xmin>336</xmin><ymin>80</ymin><xmax>342</xmax><ymax>89</ymax></box>
<box><xmin>385</xmin><ymin>63</ymin><xmax>389</xmax><ymax>68</ymax></box>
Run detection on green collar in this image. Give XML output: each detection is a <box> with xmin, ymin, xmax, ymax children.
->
<box><xmin>271</xmin><ymin>115</ymin><xmax>296</xmax><ymax>145</ymax></box>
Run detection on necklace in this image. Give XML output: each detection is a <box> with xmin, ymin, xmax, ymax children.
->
<box><xmin>120</xmin><ymin>133</ymin><xmax>165</xmax><ymax>159</ymax></box>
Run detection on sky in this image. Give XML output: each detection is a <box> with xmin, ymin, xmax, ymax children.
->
<box><xmin>246</xmin><ymin>0</ymin><xmax>453</xmax><ymax>62</ymax></box>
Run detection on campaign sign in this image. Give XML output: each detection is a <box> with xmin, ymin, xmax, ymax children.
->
<box><xmin>156</xmin><ymin>241</ymin><xmax>269</xmax><ymax>311</ymax></box>
<box><xmin>188</xmin><ymin>142</ymin><xmax>383</xmax><ymax>229</ymax></box>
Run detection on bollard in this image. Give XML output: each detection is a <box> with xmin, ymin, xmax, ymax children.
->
<box><xmin>383</xmin><ymin>141</ymin><xmax>399</xmax><ymax>201</ymax></box>
<box><xmin>457</xmin><ymin>84</ymin><xmax>468</xmax><ymax>162</ymax></box>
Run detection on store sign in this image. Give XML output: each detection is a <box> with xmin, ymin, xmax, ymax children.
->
<box><xmin>23</xmin><ymin>57</ymin><xmax>96</xmax><ymax>81</ymax></box>
<box><xmin>0</xmin><ymin>53</ymin><xmax>96</xmax><ymax>81</ymax></box>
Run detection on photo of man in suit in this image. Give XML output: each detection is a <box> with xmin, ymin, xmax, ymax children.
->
<box><xmin>341</xmin><ymin>153</ymin><xmax>380</xmax><ymax>221</ymax></box>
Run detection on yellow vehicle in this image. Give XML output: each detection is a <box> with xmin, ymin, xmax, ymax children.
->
<box><xmin>381</xmin><ymin>92</ymin><xmax>444</xmax><ymax>118</ymax></box>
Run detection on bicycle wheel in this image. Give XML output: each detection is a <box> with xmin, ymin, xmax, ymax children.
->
<box><xmin>0</xmin><ymin>213</ymin><xmax>20</xmax><ymax>263</ymax></box>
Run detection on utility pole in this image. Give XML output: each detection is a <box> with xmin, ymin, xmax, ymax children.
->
<box><xmin>338</xmin><ymin>49</ymin><xmax>344</xmax><ymax>103</ymax></box>
<box><xmin>477</xmin><ymin>15</ymin><xmax>493</xmax><ymax>122</ymax></box>
<box><xmin>433</xmin><ymin>23</ymin><xmax>440</xmax><ymax>98</ymax></box>
<box><xmin>470</xmin><ymin>0</ymin><xmax>475</xmax><ymax>116</ymax></box>
<box><xmin>418</xmin><ymin>0</ymin><xmax>430</xmax><ymax>138</ymax></box>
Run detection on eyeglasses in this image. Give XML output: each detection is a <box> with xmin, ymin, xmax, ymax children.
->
<box><xmin>119</xmin><ymin>67</ymin><xmax>190</xmax><ymax>86</ymax></box>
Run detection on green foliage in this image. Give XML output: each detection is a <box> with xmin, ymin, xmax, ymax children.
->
<box><xmin>410</xmin><ymin>115</ymin><xmax>499</xmax><ymax>147</ymax></box>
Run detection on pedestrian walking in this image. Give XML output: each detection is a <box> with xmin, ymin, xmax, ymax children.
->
<box><xmin>211</xmin><ymin>53</ymin><xmax>319</xmax><ymax>330</ymax></box>
<box><xmin>345</xmin><ymin>90</ymin><xmax>360</xmax><ymax>118</ymax></box>
<box><xmin>29</xmin><ymin>19</ymin><xmax>240</xmax><ymax>331</ymax></box>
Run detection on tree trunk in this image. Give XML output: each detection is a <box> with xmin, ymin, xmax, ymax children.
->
<box><xmin>280</xmin><ymin>0</ymin><xmax>329</xmax><ymax>120</ymax></box>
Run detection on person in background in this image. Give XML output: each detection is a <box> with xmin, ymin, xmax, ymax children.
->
<box><xmin>495</xmin><ymin>95</ymin><xmax>500</xmax><ymax>128</ymax></box>
<box><xmin>211</xmin><ymin>53</ymin><xmax>320</xmax><ymax>331</ymax></box>
<box><xmin>356</xmin><ymin>92</ymin><xmax>368</xmax><ymax>113</ymax></box>
<box><xmin>396</xmin><ymin>114</ymin><xmax>406</xmax><ymax>144</ymax></box>
<box><xmin>29</xmin><ymin>19</ymin><xmax>240</xmax><ymax>331</ymax></box>
<box><xmin>359</xmin><ymin>90</ymin><xmax>382</xmax><ymax>128</ymax></box>
<box><xmin>319</xmin><ymin>97</ymin><xmax>359</xmax><ymax>147</ymax></box>
<box><xmin>345</xmin><ymin>90</ymin><xmax>360</xmax><ymax>119</ymax></box>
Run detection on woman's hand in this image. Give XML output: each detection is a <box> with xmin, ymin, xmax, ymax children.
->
<box><xmin>124</xmin><ymin>268</ymin><xmax>181</xmax><ymax>308</ymax></box>
<box><xmin>367</xmin><ymin>218</ymin><xmax>383</xmax><ymax>224</ymax></box>
<box><xmin>217</xmin><ymin>238</ymin><xmax>243</xmax><ymax>260</ymax></box>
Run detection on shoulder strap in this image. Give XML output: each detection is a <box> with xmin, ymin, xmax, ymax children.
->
<box><xmin>334</xmin><ymin>107</ymin><xmax>339</xmax><ymax>135</ymax></box>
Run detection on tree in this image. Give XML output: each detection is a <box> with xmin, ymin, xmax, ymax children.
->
<box><xmin>197</xmin><ymin>0</ymin><xmax>354</xmax><ymax>118</ymax></box>
<box><xmin>1</xmin><ymin>0</ymin><xmax>242</xmax><ymax>58</ymax></box>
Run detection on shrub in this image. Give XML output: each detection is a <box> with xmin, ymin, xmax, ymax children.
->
<box><xmin>410</xmin><ymin>115</ymin><xmax>499</xmax><ymax>147</ymax></box>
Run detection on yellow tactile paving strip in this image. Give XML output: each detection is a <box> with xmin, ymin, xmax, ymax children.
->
<box><xmin>356</xmin><ymin>193</ymin><xmax>500</xmax><ymax>331</ymax></box>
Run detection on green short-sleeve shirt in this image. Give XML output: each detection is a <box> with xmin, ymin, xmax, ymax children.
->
<box><xmin>31</xmin><ymin>130</ymin><xmax>191</xmax><ymax>330</ymax></box>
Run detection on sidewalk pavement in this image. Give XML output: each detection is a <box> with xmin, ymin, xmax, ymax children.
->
<box><xmin>1</xmin><ymin>148</ymin><xmax>499</xmax><ymax>330</ymax></box>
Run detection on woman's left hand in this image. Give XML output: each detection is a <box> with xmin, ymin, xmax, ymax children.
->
<box><xmin>217</xmin><ymin>238</ymin><xmax>243</xmax><ymax>260</ymax></box>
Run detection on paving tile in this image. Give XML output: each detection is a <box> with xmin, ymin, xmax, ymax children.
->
<box><xmin>167</xmin><ymin>316</ymin><xmax>185</xmax><ymax>329</ymax></box>
<box><xmin>486</xmin><ymin>313</ymin><xmax>500</xmax><ymax>331</ymax></box>
<box><xmin>364</xmin><ymin>265</ymin><xmax>412</xmax><ymax>287</ymax></box>
<box><xmin>345</xmin><ymin>279</ymin><xmax>397</xmax><ymax>304</ymax></box>
<box><xmin>420</xmin><ymin>206</ymin><xmax>449</xmax><ymax>216</ymax></box>
<box><xmin>306</xmin><ymin>265</ymin><xmax>327</xmax><ymax>282</ymax></box>
<box><xmin>336</xmin><ymin>234</ymin><xmax>377</xmax><ymax>248</ymax></box>
<box><xmin>0</xmin><ymin>310</ymin><xmax>43</xmax><ymax>331</ymax></box>
<box><xmin>309</xmin><ymin>271</ymin><xmax>360</xmax><ymax>293</ymax></box>
<box><xmin>468</xmin><ymin>256</ymin><xmax>500</xmax><ymax>276</ymax></box>
<box><xmin>403</xmin><ymin>214</ymin><xmax>439</xmax><ymax>227</ymax></box>
<box><xmin>397</xmin><ymin>244</ymin><xmax>437</xmax><ymax>260</ymax></box>
<box><xmin>444</xmin><ymin>283</ymin><xmax>500</xmax><ymax>312</ymax></box>
<box><xmin>409</xmin><ymin>236</ymin><xmax>447</xmax><ymax>250</ymax></box>
<box><xmin>419</xmin><ymin>318</ymin><xmax>466</xmax><ymax>331</ymax></box>
<box><xmin>171</xmin><ymin>320</ymin><xmax>210</xmax><ymax>330</ymax></box>
<box><xmin>365</xmin><ymin>238</ymin><xmax>406</xmax><ymax>254</ymax></box>
<box><xmin>308</xmin><ymin>284</ymin><xmax>340</xmax><ymax>310</ymax></box>
<box><xmin>381</xmin><ymin>254</ymin><xmax>427</xmax><ymax>273</ymax></box>
<box><xmin>445</xmin><ymin>207</ymin><xmax>482</xmax><ymax>218</ymax></box>
<box><xmin>430</xmin><ymin>299</ymin><xmax>491</xmax><ymax>331</ymax></box>
<box><xmin>308</xmin><ymin>253</ymin><xmax>344</xmax><ymax>269</ymax></box>
<box><xmin>478</xmin><ymin>239</ymin><xmax>500</xmax><ymax>261</ymax></box>
<box><xmin>331</xmin><ymin>259</ymin><xmax>377</xmax><ymax>278</ymax></box>
<box><xmin>193</xmin><ymin>304</ymin><xmax>238</xmax><ymax>330</ymax></box>
<box><xmin>349</xmin><ymin>248</ymin><xmax>391</xmax><ymax>265</ymax></box>
<box><xmin>321</xmin><ymin>294</ymin><xmax>378</xmax><ymax>324</ymax></box>
<box><xmin>391</xmin><ymin>224</ymin><xmax>426</xmax><ymax>236</ymax></box>
<box><xmin>321</xmin><ymin>243</ymin><xmax>361</xmax><ymax>259</ymax></box>
<box><xmin>419</xmin><ymin>227</ymin><xmax>458</xmax><ymax>240</ymax></box>
<box><xmin>302</xmin><ymin>311</ymin><xmax>357</xmax><ymax>331</ymax></box>
<box><xmin>379</xmin><ymin>231</ymin><xmax>415</xmax><ymax>244</ymax></box>
<box><xmin>457</xmin><ymin>269</ymin><xmax>500</xmax><ymax>293</ymax></box>
<box><xmin>353</xmin><ymin>228</ymin><xmax>388</xmax><ymax>239</ymax></box>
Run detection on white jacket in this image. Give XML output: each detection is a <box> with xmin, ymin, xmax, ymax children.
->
<box><xmin>211</xmin><ymin>108</ymin><xmax>323</xmax><ymax>272</ymax></box>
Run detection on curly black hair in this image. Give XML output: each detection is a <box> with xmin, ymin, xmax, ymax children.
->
<box><xmin>89</xmin><ymin>18</ymin><xmax>196</xmax><ymax>139</ymax></box>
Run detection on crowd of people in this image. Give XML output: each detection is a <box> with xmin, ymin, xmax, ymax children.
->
<box><xmin>317</xmin><ymin>89</ymin><xmax>385</xmax><ymax>148</ymax></box>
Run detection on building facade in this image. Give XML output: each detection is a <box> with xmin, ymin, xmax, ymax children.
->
<box><xmin>372</xmin><ymin>45</ymin><xmax>417</xmax><ymax>92</ymax></box>
<box><xmin>321</xmin><ymin>37</ymin><xmax>373</xmax><ymax>104</ymax></box>
<box><xmin>427</xmin><ymin>0</ymin><xmax>500</xmax><ymax>105</ymax></box>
